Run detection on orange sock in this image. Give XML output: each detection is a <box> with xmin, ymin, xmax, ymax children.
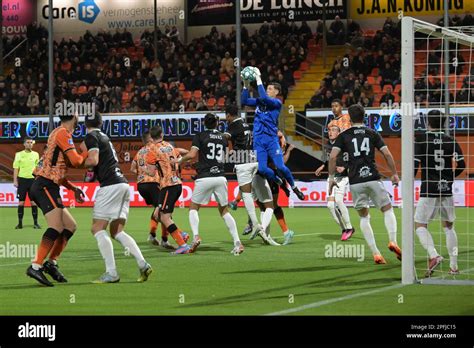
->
<box><xmin>150</xmin><ymin>219</ymin><xmax>158</xmax><ymax>237</ymax></box>
<box><xmin>274</xmin><ymin>207</ymin><xmax>288</xmax><ymax>234</ymax></box>
<box><xmin>49</xmin><ymin>229</ymin><xmax>74</xmax><ymax>261</ymax></box>
<box><xmin>160</xmin><ymin>223</ymin><xmax>168</xmax><ymax>242</ymax></box>
<box><xmin>168</xmin><ymin>223</ymin><xmax>185</xmax><ymax>246</ymax></box>
<box><xmin>33</xmin><ymin>228</ymin><xmax>60</xmax><ymax>265</ymax></box>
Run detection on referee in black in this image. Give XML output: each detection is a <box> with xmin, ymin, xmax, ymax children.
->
<box><xmin>13</xmin><ymin>137</ymin><xmax>41</xmax><ymax>229</ymax></box>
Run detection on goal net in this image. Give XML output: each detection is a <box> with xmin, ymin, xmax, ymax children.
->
<box><xmin>401</xmin><ymin>17</ymin><xmax>474</xmax><ymax>285</ymax></box>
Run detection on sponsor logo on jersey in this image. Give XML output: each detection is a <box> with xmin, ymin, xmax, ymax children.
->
<box><xmin>210</xmin><ymin>166</ymin><xmax>221</xmax><ymax>174</ymax></box>
<box><xmin>159</xmin><ymin>146</ymin><xmax>173</xmax><ymax>154</ymax></box>
<box><xmin>359</xmin><ymin>166</ymin><xmax>372</xmax><ymax>178</ymax></box>
<box><xmin>437</xmin><ymin>180</ymin><xmax>450</xmax><ymax>192</ymax></box>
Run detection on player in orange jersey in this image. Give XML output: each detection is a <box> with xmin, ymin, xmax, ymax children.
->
<box><xmin>26</xmin><ymin>114</ymin><xmax>87</xmax><ymax>287</ymax></box>
<box><xmin>146</xmin><ymin>126</ymin><xmax>190</xmax><ymax>254</ymax></box>
<box><xmin>327</xmin><ymin>99</ymin><xmax>351</xmax><ymax>133</ymax></box>
<box><xmin>131</xmin><ymin>130</ymin><xmax>174</xmax><ymax>250</ymax></box>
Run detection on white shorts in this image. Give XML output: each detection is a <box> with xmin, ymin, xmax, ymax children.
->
<box><xmin>192</xmin><ymin>176</ymin><xmax>228</xmax><ymax>206</ymax></box>
<box><xmin>252</xmin><ymin>174</ymin><xmax>273</xmax><ymax>203</ymax></box>
<box><xmin>235</xmin><ymin>162</ymin><xmax>259</xmax><ymax>186</ymax></box>
<box><xmin>93</xmin><ymin>183</ymin><xmax>130</xmax><ymax>222</ymax></box>
<box><xmin>327</xmin><ymin>176</ymin><xmax>349</xmax><ymax>199</ymax></box>
<box><xmin>414</xmin><ymin>196</ymin><xmax>455</xmax><ymax>224</ymax></box>
<box><xmin>350</xmin><ymin>180</ymin><xmax>391</xmax><ymax>210</ymax></box>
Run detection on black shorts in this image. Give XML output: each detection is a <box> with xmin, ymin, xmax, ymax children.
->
<box><xmin>270</xmin><ymin>181</ymin><xmax>280</xmax><ymax>195</ymax></box>
<box><xmin>29</xmin><ymin>176</ymin><xmax>64</xmax><ymax>214</ymax></box>
<box><xmin>137</xmin><ymin>182</ymin><xmax>161</xmax><ymax>207</ymax></box>
<box><xmin>158</xmin><ymin>185</ymin><xmax>182</xmax><ymax>214</ymax></box>
<box><xmin>17</xmin><ymin>177</ymin><xmax>34</xmax><ymax>201</ymax></box>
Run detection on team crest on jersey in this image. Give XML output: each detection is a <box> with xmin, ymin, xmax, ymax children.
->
<box><xmin>275</xmin><ymin>148</ymin><xmax>281</xmax><ymax>155</ymax></box>
<box><xmin>359</xmin><ymin>166</ymin><xmax>372</xmax><ymax>178</ymax></box>
<box><xmin>68</xmin><ymin>139</ymin><xmax>74</xmax><ymax>145</ymax></box>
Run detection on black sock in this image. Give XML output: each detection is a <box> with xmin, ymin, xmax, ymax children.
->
<box><xmin>62</xmin><ymin>229</ymin><xmax>74</xmax><ymax>241</ymax></box>
<box><xmin>32</xmin><ymin>206</ymin><xmax>38</xmax><ymax>224</ymax></box>
<box><xmin>17</xmin><ymin>205</ymin><xmax>24</xmax><ymax>224</ymax></box>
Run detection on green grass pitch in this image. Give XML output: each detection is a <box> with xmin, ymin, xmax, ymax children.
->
<box><xmin>0</xmin><ymin>206</ymin><xmax>473</xmax><ymax>315</ymax></box>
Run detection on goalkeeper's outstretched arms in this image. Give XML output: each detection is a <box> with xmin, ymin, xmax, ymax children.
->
<box><xmin>254</xmin><ymin>68</ymin><xmax>282</xmax><ymax>109</ymax></box>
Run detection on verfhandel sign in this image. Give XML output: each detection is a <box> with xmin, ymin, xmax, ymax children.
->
<box><xmin>0</xmin><ymin>113</ymin><xmax>231</xmax><ymax>142</ymax></box>
<box><xmin>187</xmin><ymin>0</ymin><xmax>347</xmax><ymax>26</ymax></box>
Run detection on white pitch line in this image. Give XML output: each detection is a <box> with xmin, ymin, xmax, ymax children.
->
<box><xmin>266</xmin><ymin>266</ymin><xmax>474</xmax><ymax>316</ymax></box>
<box><xmin>265</xmin><ymin>283</ymin><xmax>405</xmax><ymax>316</ymax></box>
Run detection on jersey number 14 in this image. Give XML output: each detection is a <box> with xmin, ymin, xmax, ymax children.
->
<box><xmin>352</xmin><ymin>137</ymin><xmax>370</xmax><ymax>157</ymax></box>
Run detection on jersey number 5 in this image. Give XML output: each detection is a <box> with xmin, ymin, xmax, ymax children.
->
<box><xmin>434</xmin><ymin>149</ymin><xmax>445</xmax><ymax>170</ymax></box>
<box><xmin>352</xmin><ymin>137</ymin><xmax>370</xmax><ymax>157</ymax></box>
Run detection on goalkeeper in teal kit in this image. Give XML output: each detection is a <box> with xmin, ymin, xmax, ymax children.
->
<box><xmin>241</xmin><ymin>67</ymin><xmax>305</xmax><ymax>201</ymax></box>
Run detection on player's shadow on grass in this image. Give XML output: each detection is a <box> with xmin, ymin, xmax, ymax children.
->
<box><xmin>0</xmin><ymin>279</ymin><xmax>146</xmax><ymax>290</ymax></box>
<box><xmin>318</xmin><ymin>234</ymin><xmax>364</xmax><ymax>241</ymax></box>
<box><xmin>222</xmin><ymin>264</ymin><xmax>361</xmax><ymax>274</ymax></box>
<box><xmin>180</xmin><ymin>265</ymin><xmax>400</xmax><ymax>309</ymax></box>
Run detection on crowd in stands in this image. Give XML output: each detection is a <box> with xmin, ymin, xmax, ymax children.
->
<box><xmin>0</xmin><ymin>19</ymin><xmax>311</xmax><ymax>116</ymax></box>
<box><xmin>306</xmin><ymin>14</ymin><xmax>474</xmax><ymax>110</ymax></box>
<box><xmin>1</xmin><ymin>14</ymin><xmax>472</xmax><ymax>117</ymax></box>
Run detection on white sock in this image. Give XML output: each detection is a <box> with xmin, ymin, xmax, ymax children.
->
<box><xmin>444</xmin><ymin>227</ymin><xmax>458</xmax><ymax>269</ymax></box>
<box><xmin>242</xmin><ymin>192</ymin><xmax>259</xmax><ymax>226</ymax></box>
<box><xmin>383</xmin><ymin>208</ymin><xmax>397</xmax><ymax>244</ymax></box>
<box><xmin>189</xmin><ymin>209</ymin><xmax>200</xmax><ymax>237</ymax></box>
<box><xmin>335</xmin><ymin>197</ymin><xmax>352</xmax><ymax>229</ymax></box>
<box><xmin>260</xmin><ymin>211</ymin><xmax>270</xmax><ymax>234</ymax></box>
<box><xmin>360</xmin><ymin>215</ymin><xmax>381</xmax><ymax>255</ymax></box>
<box><xmin>115</xmin><ymin>231</ymin><xmax>147</xmax><ymax>269</ymax></box>
<box><xmin>95</xmin><ymin>230</ymin><xmax>117</xmax><ymax>277</ymax></box>
<box><xmin>415</xmin><ymin>227</ymin><xmax>439</xmax><ymax>259</ymax></box>
<box><xmin>261</xmin><ymin>208</ymin><xmax>273</xmax><ymax>232</ymax></box>
<box><xmin>327</xmin><ymin>201</ymin><xmax>343</xmax><ymax>228</ymax></box>
<box><xmin>222</xmin><ymin>213</ymin><xmax>240</xmax><ymax>244</ymax></box>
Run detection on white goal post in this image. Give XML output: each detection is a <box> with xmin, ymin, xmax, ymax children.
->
<box><xmin>401</xmin><ymin>17</ymin><xmax>474</xmax><ymax>285</ymax></box>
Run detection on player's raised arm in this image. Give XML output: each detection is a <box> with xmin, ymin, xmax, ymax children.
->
<box><xmin>255</xmin><ymin>68</ymin><xmax>282</xmax><ymax>109</ymax></box>
<box><xmin>241</xmin><ymin>81</ymin><xmax>257</xmax><ymax>106</ymax></box>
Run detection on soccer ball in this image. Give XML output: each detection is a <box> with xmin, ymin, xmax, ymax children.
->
<box><xmin>241</xmin><ymin>66</ymin><xmax>257</xmax><ymax>82</ymax></box>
